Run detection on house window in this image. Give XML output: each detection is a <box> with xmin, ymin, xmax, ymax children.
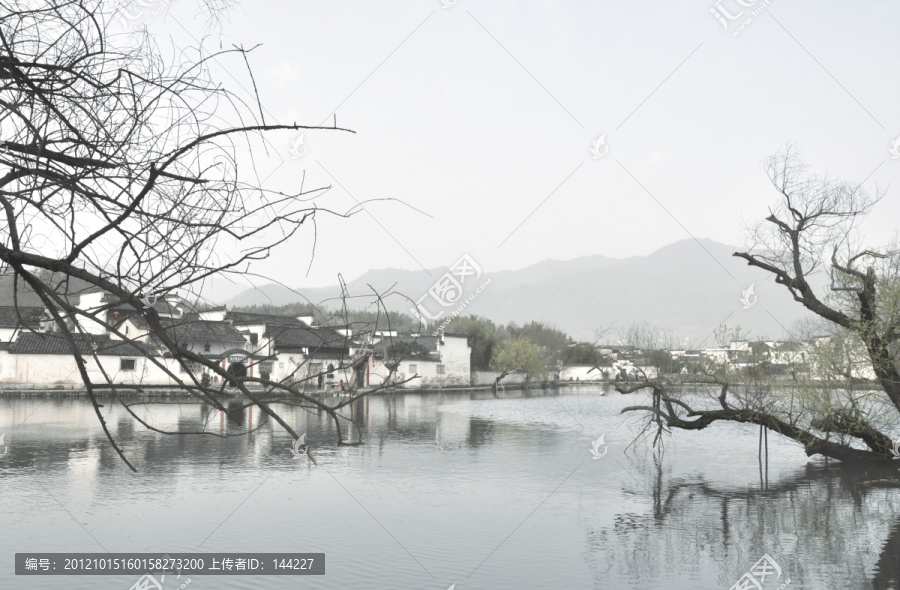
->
<box><xmin>436</xmin><ymin>364</ymin><xmax>445</xmax><ymax>375</ymax></box>
<box><xmin>327</xmin><ymin>363</ymin><xmax>335</xmax><ymax>380</ymax></box>
<box><xmin>204</xmin><ymin>342</ymin><xmax>211</xmax><ymax>352</ymax></box>
<box><xmin>120</xmin><ymin>359</ymin><xmax>136</xmax><ymax>371</ymax></box>
<box><xmin>409</xmin><ymin>364</ymin><xmax>417</xmax><ymax>374</ymax></box>
<box><xmin>250</xmin><ymin>333</ymin><xmax>258</xmax><ymax>344</ymax></box>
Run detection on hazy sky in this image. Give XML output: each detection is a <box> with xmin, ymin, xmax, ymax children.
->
<box><xmin>148</xmin><ymin>0</ymin><xmax>900</xmax><ymax>295</ymax></box>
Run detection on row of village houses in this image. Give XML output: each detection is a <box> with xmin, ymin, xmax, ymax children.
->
<box><xmin>562</xmin><ymin>338</ymin><xmax>882</xmax><ymax>382</ymax></box>
<box><xmin>0</xmin><ymin>289</ymin><xmax>472</xmax><ymax>389</ymax></box>
<box><xmin>0</xmin><ymin>288</ymin><xmax>885</xmax><ymax>388</ymax></box>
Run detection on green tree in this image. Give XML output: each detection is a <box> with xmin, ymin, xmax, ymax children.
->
<box><xmin>441</xmin><ymin>315</ymin><xmax>500</xmax><ymax>370</ymax></box>
<box><xmin>566</xmin><ymin>342</ymin><xmax>601</xmax><ymax>366</ymax></box>
<box><xmin>509</xmin><ymin>321</ymin><xmax>571</xmax><ymax>372</ymax></box>
<box><xmin>489</xmin><ymin>338</ymin><xmax>546</xmax><ymax>392</ymax></box>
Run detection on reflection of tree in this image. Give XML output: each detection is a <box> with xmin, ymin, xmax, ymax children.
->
<box><xmin>582</xmin><ymin>454</ymin><xmax>900</xmax><ymax>588</ymax></box>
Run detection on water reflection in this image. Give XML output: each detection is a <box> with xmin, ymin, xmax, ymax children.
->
<box><xmin>584</xmin><ymin>445</ymin><xmax>900</xmax><ymax>589</ymax></box>
<box><xmin>0</xmin><ymin>388</ymin><xmax>898</xmax><ymax>589</ymax></box>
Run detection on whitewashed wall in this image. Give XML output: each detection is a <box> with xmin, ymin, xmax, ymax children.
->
<box><xmin>0</xmin><ymin>351</ymin><xmax>200</xmax><ymax>386</ymax></box>
<box><xmin>471</xmin><ymin>370</ymin><xmax>527</xmax><ymax>386</ymax></box>
<box><xmin>560</xmin><ymin>365</ymin><xmax>607</xmax><ymax>381</ymax></box>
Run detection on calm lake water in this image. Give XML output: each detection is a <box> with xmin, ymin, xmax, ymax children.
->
<box><xmin>1</xmin><ymin>385</ymin><xmax>899</xmax><ymax>589</ymax></box>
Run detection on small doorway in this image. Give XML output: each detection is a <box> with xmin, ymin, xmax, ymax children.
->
<box><xmin>227</xmin><ymin>362</ymin><xmax>247</xmax><ymax>386</ymax></box>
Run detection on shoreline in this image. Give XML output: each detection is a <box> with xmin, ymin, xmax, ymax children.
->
<box><xmin>0</xmin><ymin>378</ymin><xmax>884</xmax><ymax>398</ymax></box>
<box><xmin>0</xmin><ymin>381</ymin><xmax>614</xmax><ymax>398</ymax></box>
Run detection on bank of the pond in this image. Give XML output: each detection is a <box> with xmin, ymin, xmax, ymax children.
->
<box><xmin>0</xmin><ymin>380</ymin><xmax>620</xmax><ymax>398</ymax></box>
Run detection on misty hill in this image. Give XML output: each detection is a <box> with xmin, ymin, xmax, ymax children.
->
<box><xmin>0</xmin><ymin>273</ymin><xmax>97</xmax><ymax>307</ymax></box>
<box><xmin>221</xmin><ymin>238</ymin><xmax>820</xmax><ymax>344</ymax></box>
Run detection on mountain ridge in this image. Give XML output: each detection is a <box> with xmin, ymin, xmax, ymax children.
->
<box><xmin>217</xmin><ymin>239</ymin><xmax>820</xmax><ymax>343</ymax></box>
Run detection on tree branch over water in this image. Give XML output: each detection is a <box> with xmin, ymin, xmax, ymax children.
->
<box><xmin>0</xmin><ymin>0</ymin><xmax>407</xmax><ymax>468</ymax></box>
<box><xmin>619</xmin><ymin>146</ymin><xmax>900</xmax><ymax>465</ymax></box>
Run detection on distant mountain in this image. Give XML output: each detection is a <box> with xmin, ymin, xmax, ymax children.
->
<box><xmin>218</xmin><ymin>239</ymin><xmax>821</xmax><ymax>344</ymax></box>
<box><xmin>0</xmin><ymin>273</ymin><xmax>95</xmax><ymax>307</ymax></box>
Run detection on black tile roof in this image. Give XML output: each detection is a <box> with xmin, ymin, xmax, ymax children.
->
<box><xmin>226</xmin><ymin>311</ymin><xmax>309</xmax><ymax>327</ymax></box>
<box><xmin>372</xmin><ymin>335</ymin><xmax>441</xmax><ymax>360</ymax></box>
<box><xmin>379</xmin><ymin>334</ymin><xmax>440</xmax><ymax>350</ymax></box>
<box><xmin>126</xmin><ymin>315</ymin><xmax>246</xmax><ymax>344</ymax></box>
<box><xmin>267</xmin><ymin>324</ymin><xmax>349</xmax><ymax>351</ymax></box>
<box><xmin>9</xmin><ymin>333</ymin><xmax>154</xmax><ymax>356</ymax></box>
<box><xmin>107</xmin><ymin>298</ymin><xmax>183</xmax><ymax>315</ymax></box>
<box><xmin>0</xmin><ymin>306</ymin><xmax>44</xmax><ymax>328</ymax></box>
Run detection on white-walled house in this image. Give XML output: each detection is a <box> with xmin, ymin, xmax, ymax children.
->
<box><xmin>0</xmin><ymin>296</ymin><xmax>474</xmax><ymax>390</ymax></box>
<box><xmin>266</xmin><ymin>322</ymin><xmax>355</xmax><ymax>388</ymax></box>
<box><xmin>367</xmin><ymin>333</ymin><xmax>472</xmax><ymax>388</ymax></box>
<box><xmin>0</xmin><ymin>333</ymin><xmax>186</xmax><ymax>387</ymax></box>
<box><xmin>207</xmin><ymin>311</ymin><xmax>355</xmax><ymax>388</ymax></box>
<box><xmin>113</xmin><ymin>313</ymin><xmax>255</xmax><ymax>381</ymax></box>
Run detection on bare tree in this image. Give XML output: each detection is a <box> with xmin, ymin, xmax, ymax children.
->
<box><xmin>0</xmin><ymin>0</ymin><xmax>407</xmax><ymax>468</ymax></box>
<box><xmin>618</xmin><ymin>147</ymin><xmax>900</xmax><ymax>464</ymax></box>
